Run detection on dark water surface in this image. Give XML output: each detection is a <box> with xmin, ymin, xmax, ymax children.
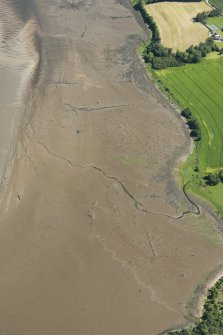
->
<box><xmin>0</xmin><ymin>0</ymin><xmax>39</xmax><ymax>186</ymax></box>
<box><xmin>7</xmin><ymin>0</ymin><xmax>36</xmax><ymax>22</ymax></box>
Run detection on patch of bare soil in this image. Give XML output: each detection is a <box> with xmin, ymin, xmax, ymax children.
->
<box><xmin>0</xmin><ymin>0</ymin><xmax>222</xmax><ymax>334</ymax></box>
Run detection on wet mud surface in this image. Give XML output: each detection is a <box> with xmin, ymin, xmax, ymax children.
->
<box><xmin>0</xmin><ymin>0</ymin><xmax>222</xmax><ymax>334</ymax></box>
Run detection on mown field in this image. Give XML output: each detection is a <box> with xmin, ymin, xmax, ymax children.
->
<box><xmin>145</xmin><ymin>1</ymin><xmax>210</xmax><ymax>51</ymax></box>
<box><xmin>156</xmin><ymin>58</ymin><xmax>223</xmax><ymax>215</ymax></box>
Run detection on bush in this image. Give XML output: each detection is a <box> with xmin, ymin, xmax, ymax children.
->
<box><xmin>190</xmin><ymin>128</ymin><xmax>201</xmax><ymax>141</ymax></box>
<box><xmin>152</xmin><ymin>56</ymin><xmax>180</xmax><ymax>69</ymax></box>
<box><xmin>181</xmin><ymin>107</ymin><xmax>201</xmax><ymax>141</ymax></box>
<box><xmin>219</xmin><ymin>170</ymin><xmax>223</xmax><ymax>182</ymax></box>
<box><xmin>181</xmin><ymin>108</ymin><xmax>192</xmax><ymax>119</ymax></box>
<box><xmin>204</xmin><ymin>171</ymin><xmax>223</xmax><ymax>186</ymax></box>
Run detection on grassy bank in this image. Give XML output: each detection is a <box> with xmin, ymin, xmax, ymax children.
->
<box><xmin>155</xmin><ymin>58</ymin><xmax>223</xmax><ymax>217</ymax></box>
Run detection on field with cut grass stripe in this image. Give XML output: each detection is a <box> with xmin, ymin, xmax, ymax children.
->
<box><xmin>157</xmin><ymin>59</ymin><xmax>223</xmax><ymax>172</ymax></box>
<box><xmin>156</xmin><ymin>58</ymin><xmax>223</xmax><ymax>215</ymax></box>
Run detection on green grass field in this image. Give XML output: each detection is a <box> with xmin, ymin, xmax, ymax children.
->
<box><xmin>209</xmin><ymin>0</ymin><xmax>223</xmax><ymax>11</ymax></box>
<box><xmin>207</xmin><ymin>16</ymin><xmax>223</xmax><ymax>30</ymax></box>
<box><xmin>156</xmin><ymin>59</ymin><xmax>223</xmax><ymax>172</ymax></box>
<box><xmin>206</xmin><ymin>15</ymin><xmax>223</xmax><ymax>37</ymax></box>
<box><xmin>156</xmin><ymin>58</ymin><xmax>223</xmax><ymax>216</ymax></box>
<box><xmin>216</xmin><ymin>41</ymin><xmax>223</xmax><ymax>48</ymax></box>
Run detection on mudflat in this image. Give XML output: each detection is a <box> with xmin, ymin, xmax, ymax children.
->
<box><xmin>0</xmin><ymin>1</ymin><xmax>222</xmax><ymax>335</ymax></box>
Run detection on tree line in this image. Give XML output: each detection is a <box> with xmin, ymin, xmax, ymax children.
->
<box><xmin>181</xmin><ymin>108</ymin><xmax>201</xmax><ymax>141</ymax></box>
<box><xmin>134</xmin><ymin>0</ymin><xmax>160</xmax><ymax>43</ymax></box>
<box><xmin>146</xmin><ymin>38</ymin><xmax>218</xmax><ymax>69</ymax></box>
